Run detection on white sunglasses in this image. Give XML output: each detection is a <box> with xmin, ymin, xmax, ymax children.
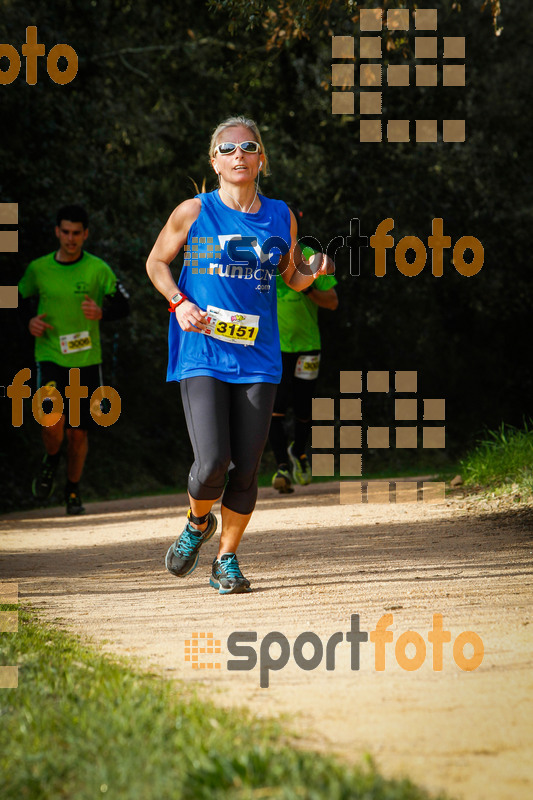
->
<box><xmin>214</xmin><ymin>141</ymin><xmax>261</xmax><ymax>156</ymax></box>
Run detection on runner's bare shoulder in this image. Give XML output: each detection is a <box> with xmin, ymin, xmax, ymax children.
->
<box><xmin>169</xmin><ymin>197</ymin><xmax>202</xmax><ymax>235</ymax></box>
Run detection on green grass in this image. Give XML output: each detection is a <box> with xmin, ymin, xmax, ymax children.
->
<box><xmin>460</xmin><ymin>421</ymin><xmax>533</xmax><ymax>498</ymax></box>
<box><xmin>0</xmin><ymin>609</ymin><xmax>450</xmax><ymax>800</ymax></box>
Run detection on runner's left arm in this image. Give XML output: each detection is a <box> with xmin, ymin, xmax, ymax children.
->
<box><xmin>278</xmin><ymin>210</ymin><xmax>334</xmax><ymax>291</ymax></box>
<box><xmin>82</xmin><ymin>280</ymin><xmax>130</xmax><ymax>321</ymax></box>
<box><xmin>101</xmin><ymin>280</ymin><xmax>130</xmax><ymax>321</ymax></box>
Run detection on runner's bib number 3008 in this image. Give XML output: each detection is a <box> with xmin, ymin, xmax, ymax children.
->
<box><xmin>59</xmin><ymin>331</ymin><xmax>92</xmax><ymax>355</ymax></box>
<box><xmin>294</xmin><ymin>353</ymin><xmax>320</xmax><ymax>380</ymax></box>
<box><xmin>204</xmin><ymin>306</ymin><xmax>259</xmax><ymax>346</ymax></box>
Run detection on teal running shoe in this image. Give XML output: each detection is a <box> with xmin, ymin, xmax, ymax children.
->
<box><xmin>210</xmin><ymin>553</ymin><xmax>251</xmax><ymax>594</ymax></box>
<box><xmin>165</xmin><ymin>512</ymin><xmax>217</xmax><ymax>577</ymax></box>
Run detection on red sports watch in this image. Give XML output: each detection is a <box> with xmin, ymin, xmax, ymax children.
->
<box><xmin>168</xmin><ymin>291</ymin><xmax>188</xmax><ymax>312</ymax></box>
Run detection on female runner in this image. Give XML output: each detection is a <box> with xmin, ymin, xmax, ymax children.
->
<box><xmin>146</xmin><ymin>115</ymin><xmax>332</xmax><ymax>594</ymax></box>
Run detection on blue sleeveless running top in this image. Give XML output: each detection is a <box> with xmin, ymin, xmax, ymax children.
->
<box><xmin>167</xmin><ymin>190</ymin><xmax>291</xmax><ymax>383</ymax></box>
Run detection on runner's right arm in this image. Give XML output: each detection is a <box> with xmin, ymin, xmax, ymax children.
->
<box><xmin>146</xmin><ymin>199</ymin><xmax>207</xmax><ymax>333</ymax></box>
<box><xmin>17</xmin><ymin>288</ymin><xmax>53</xmax><ymax>337</ymax></box>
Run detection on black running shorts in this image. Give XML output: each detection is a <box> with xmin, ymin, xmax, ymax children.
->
<box><xmin>35</xmin><ymin>361</ymin><xmax>104</xmax><ymax>430</ymax></box>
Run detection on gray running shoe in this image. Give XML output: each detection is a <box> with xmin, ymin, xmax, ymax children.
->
<box><xmin>165</xmin><ymin>512</ymin><xmax>217</xmax><ymax>577</ymax></box>
<box><xmin>210</xmin><ymin>552</ymin><xmax>251</xmax><ymax>594</ymax></box>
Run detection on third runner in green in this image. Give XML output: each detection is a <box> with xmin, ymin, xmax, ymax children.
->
<box><xmin>269</xmin><ymin>222</ymin><xmax>338</xmax><ymax>493</ymax></box>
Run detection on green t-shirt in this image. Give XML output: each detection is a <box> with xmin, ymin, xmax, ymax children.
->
<box><xmin>276</xmin><ymin>265</ymin><xmax>337</xmax><ymax>352</ymax></box>
<box><xmin>18</xmin><ymin>250</ymin><xmax>117</xmax><ymax>367</ymax></box>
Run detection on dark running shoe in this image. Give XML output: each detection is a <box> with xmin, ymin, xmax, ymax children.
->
<box><xmin>210</xmin><ymin>553</ymin><xmax>251</xmax><ymax>594</ymax></box>
<box><xmin>66</xmin><ymin>490</ymin><xmax>85</xmax><ymax>516</ymax></box>
<box><xmin>32</xmin><ymin>455</ymin><xmax>59</xmax><ymax>501</ymax></box>
<box><xmin>272</xmin><ymin>467</ymin><xmax>294</xmax><ymax>494</ymax></box>
<box><xmin>165</xmin><ymin>512</ymin><xmax>217</xmax><ymax>578</ymax></box>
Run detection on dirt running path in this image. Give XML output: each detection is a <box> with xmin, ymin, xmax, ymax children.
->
<box><xmin>1</xmin><ymin>483</ymin><xmax>532</xmax><ymax>800</ymax></box>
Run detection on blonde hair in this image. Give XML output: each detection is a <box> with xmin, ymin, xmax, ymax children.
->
<box><xmin>209</xmin><ymin>115</ymin><xmax>270</xmax><ymax>176</ymax></box>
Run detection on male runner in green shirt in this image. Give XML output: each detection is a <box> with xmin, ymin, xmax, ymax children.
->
<box><xmin>18</xmin><ymin>205</ymin><xmax>129</xmax><ymax>514</ymax></box>
<box><xmin>270</xmin><ymin>227</ymin><xmax>338</xmax><ymax>493</ymax></box>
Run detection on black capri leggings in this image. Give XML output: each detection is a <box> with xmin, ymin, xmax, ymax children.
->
<box><xmin>180</xmin><ymin>376</ymin><xmax>277</xmax><ymax>515</ymax></box>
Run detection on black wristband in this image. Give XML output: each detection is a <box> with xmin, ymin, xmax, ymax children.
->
<box><xmin>302</xmin><ymin>286</ymin><xmax>313</xmax><ymax>295</ymax></box>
